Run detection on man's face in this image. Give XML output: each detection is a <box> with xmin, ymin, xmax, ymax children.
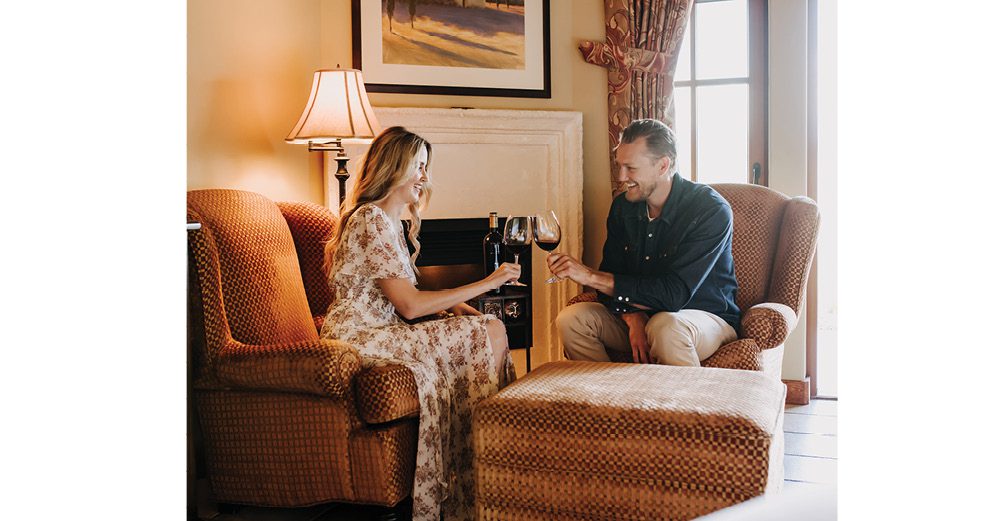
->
<box><xmin>615</xmin><ymin>138</ymin><xmax>672</xmax><ymax>203</ymax></box>
<box><xmin>393</xmin><ymin>145</ymin><xmax>429</xmax><ymax>205</ymax></box>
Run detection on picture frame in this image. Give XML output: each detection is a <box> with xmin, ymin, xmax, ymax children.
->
<box><xmin>352</xmin><ymin>0</ymin><xmax>551</xmax><ymax>98</ymax></box>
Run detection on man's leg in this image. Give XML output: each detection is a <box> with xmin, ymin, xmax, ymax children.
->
<box><xmin>645</xmin><ymin>309</ymin><xmax>738</xmax><ymax>366</ymax></box>
<box><xmin>555</xmin><ymin>302</ymin><xmax>631</xmax><ymax>362</ymax></box>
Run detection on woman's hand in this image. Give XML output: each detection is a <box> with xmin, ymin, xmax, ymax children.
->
<box><xmin>485</xmin><ymin>262</ymin><xmax>522</xmax><ymax>290</ymax></box>
<box><xmin>448</xmin><ymin>302</ymin><xmax>482</xmax><ymax>316</ymax></box>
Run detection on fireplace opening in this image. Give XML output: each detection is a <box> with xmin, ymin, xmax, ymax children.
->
<box><xmin>405</xmin><ymin>217</ymin><xmax>533</xmax><ymax>349</ymax></box>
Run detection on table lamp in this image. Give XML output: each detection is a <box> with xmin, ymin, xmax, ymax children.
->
<box><xmin>285</xmin><ymin>69</ymin><xmax>381</xmax><ymax>207</ymax></box>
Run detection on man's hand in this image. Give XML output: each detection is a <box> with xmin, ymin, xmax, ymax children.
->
<box><xmin>546</xmin><ymin>253</ymin><xmax>595</xmax><ymax>286</ymax></box>
<box><xmin>621</xmin><ymin>311</ymin><xmax>652</xmax><ymax>364</ymax></box>
<box><xmin>448</xmin><ymin>302</ymin><xmax>482</xmax><ymax>317</ymax></box>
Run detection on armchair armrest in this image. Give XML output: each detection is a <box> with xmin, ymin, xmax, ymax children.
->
<box><xmin>701</xmin><ymin>338</ymin><xmax>762</xmax><ymax>371</ymax></box>
<box><xmin>355</xmin><ymin>364</ymin><xmax>420</xmax><ymax>424</ymax></box>
<box><xmin>740</xmin><ymin>303</ymin><xmax>798</xmax><ymax>351</ymax></box>
<box><xmin>215</xmin><ymin>338</ymin><xmax>361</xmax><ymax>398</ymax></box>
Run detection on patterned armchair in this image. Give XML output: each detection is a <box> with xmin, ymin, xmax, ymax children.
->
<box><xmin>567</xmin><ymin>183</ymin><xmax>820</xmax><ymax>379</ymax></box>
<box><xmin>187</xmin><ymin>189</ymin><xmax>421</xmax><ymax>510</ymax></box>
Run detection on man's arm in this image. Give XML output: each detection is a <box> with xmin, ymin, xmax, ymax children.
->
<box><xmin>549</xmin><ymin>197</ymin><xmax>623</xmax><ymax>294</ymax></box>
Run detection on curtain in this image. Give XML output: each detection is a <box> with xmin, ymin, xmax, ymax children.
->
<box><xmin>579</xmin><ymin>0</ymin><xmax>693</xmax><ymax>195</ymax></box>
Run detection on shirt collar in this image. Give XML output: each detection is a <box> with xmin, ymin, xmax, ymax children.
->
<box><xmin>636</xmin><ymin>173</ymin><xmax>685</xmax><ymax>224</ymax></box>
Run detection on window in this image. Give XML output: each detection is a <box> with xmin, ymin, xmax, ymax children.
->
<box><xmin>673</xmin><ymin>0</ymin><xmax>767</xmax><ymax>185</ymax></box>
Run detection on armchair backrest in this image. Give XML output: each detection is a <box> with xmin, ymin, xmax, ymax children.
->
<box><xmin>710</xmin><ymin>184</ymin><xmax>820</xmax><ymax>316</ymax></box>
<box><xmin>187</xmin><ymin>189</ymin><xmax>317</xmax><ymax>347</ymax></box>
<box><xmin>276</xmin><ymin>201</ymin><xmax>338</xmax><ymax>321</ymax></box>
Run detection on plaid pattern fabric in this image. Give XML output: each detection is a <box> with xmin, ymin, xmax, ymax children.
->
<box><xmin>355</xmin><ymin>364</ymin><xmax>421</xmax><ymax>424</ymax></box>
<box><xmin>196</xmin><ymin>390</ymin><xmax>357</xmax><ymax>506</ymax></box>
<box><xmin>187</xmin><ymin>189</ymin><xmax>417</xmax><ymax>508</ymax></box>
<box><xmin>711</xmin><ymin>184</ymin><xmax>789</xmax><ymax>312</ymax></box>
<box><xmin>563</xmin><ymin>184</ymin><xmax>819</xmax><ymax>374</ymax></box>
<box><xmin>474</xmin><ymin>361</ymin><xmax>786</xmax><ymax>520</ymax></box>
<box><xmin>767</xmin><ymin>197</ymin><xmax>821</xmax><ymax>316</ymax></box>
<box><xmin>740</xmin><ymin>302</ymin><xmax>798</xmax><ymax>351</ymax></box>
<box><xmin>276</xmin><ymin>201</ymin><xmax>337</xmax><ymax>327</ymax></box>
<box><xmin>350</xmin><ymin>420</ymin><xmax>419</xmax><ymax>505</ymax></box>
<box><xmin>701</xmin><ymin>339</ymin><xmax>763</xmax><ymax>371</ymax></box>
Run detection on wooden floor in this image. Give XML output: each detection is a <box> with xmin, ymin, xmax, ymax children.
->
<box><xmin>783</xmin><ymin>398</ymin><xmax>838</xmax><ymax>490</ymax></box>
<box><xmin>204</xmin><ymin>398</ymin><xmax>837</xmax><ymax>521</ymax></box>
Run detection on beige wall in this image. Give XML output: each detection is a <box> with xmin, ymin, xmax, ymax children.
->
<box><xmin>188</xmin><ymin>0</ymin><xmax>324</xmax><ymax>203</ymax></box>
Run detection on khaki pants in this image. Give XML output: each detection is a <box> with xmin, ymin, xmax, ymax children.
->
<box><xmin>556</xmin><ymin>302</ymin><xmax>737</xmax><ymax>366</ymax></box>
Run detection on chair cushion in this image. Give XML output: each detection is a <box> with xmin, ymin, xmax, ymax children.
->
<box><xmin>355</xmin><ymin>364</ymin><xmax>420</xmax><ymax>424</ymax></box>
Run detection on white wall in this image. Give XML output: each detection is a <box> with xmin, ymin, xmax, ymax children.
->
<box><xmin>768</xmin><ymin>0</ymin><xmax>810</xmax><ymax>381</ymax></box>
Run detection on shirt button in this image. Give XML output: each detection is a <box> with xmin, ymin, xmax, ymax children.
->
<box><xmin>648</xmin><ymin>233</ymin><xmax>653</xmax><ymax>238</ymax></box>
<box><xmin>645</xmin><ymin>256</ymin><xmax>651</xmax><ymax>260</ymax></box>
<box><xmin>618</xmin><ymin>296</ymin><xmax>624</xmax><ymax>301</ymax></box>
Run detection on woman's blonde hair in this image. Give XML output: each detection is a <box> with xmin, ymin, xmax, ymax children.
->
<box><xmin>324</xmin><ymin>126</ymin><xmax>433</xmax><ymax>275</ymax></box>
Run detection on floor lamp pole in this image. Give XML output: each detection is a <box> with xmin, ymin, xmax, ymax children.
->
<box><xmin>333</xmin><ymin>151</ymin><xmax>350</xmax><ymax>208</ymax></box>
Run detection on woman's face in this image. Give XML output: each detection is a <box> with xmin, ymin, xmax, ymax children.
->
<box><xmin>392</xmin><ymin>145</ymin><xmax>429</xmax><ymax>206</ymax></box>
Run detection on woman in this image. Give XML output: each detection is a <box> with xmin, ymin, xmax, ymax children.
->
<box><xmin>320</xmin><ymin>126</ymin><xmax>520</xmax><ymax>521</ymax></box>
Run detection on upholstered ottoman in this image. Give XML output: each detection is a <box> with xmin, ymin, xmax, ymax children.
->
<box><xmin>474</xmin><ymin>361</ymin><xmax>786</xmax><ymax>520</ymax></box>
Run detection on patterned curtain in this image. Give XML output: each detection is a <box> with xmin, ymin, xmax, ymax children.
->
<box><xmin>580</xmin><ymin>0</ymin><xmax>693</xmax><ymax>195</ymax></box>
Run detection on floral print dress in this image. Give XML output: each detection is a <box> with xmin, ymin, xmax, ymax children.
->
<box><xmin>320</xmin><ymin>203</ymin><xmax>515</xmax><ymax>521</ymax></box>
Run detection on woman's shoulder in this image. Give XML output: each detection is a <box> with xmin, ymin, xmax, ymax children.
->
<box><xmin>347</xmin><ymin>203</ymin><xmax>389</xmax><ymax>229</ymax></box>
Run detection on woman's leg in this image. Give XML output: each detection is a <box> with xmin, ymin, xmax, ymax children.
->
<box><xmin>487</xmin><ymin>318</ymin><xmax>509</xmax><ymax>371</ymax></box>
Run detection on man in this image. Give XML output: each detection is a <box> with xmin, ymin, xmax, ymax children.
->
<box><xmin>548</xmin><ymin>119</ymin><xmax>740</xmax><ymax>366</ymax></box>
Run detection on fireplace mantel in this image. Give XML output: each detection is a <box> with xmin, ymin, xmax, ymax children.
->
<box><xmin>336</xmin><ymin>107</ymin><xmax>584</xmax><ymax>371</ymax></box>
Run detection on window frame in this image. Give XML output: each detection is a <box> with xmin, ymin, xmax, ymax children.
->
<box><xmin>674</xmin><ymin>0</ymin><xmax>768</xmax><ymax>185</ymax></box>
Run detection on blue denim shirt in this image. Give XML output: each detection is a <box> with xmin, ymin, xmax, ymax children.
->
<box><xmin>599</xmin><ymin>173</ymin><xmax>741</xmax><ymax>330</ymax></box>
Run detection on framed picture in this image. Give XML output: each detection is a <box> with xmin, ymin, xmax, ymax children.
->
<box><xmin>353</xmin><ymin>0</ymin><xmax>550</xmax><ymax>98</ymax></box>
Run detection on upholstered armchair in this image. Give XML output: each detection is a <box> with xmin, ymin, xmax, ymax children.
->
<box><xmin>567</xmin><ymin>183</ymin><xmax>820</xmax><ymax>379</ymax></box>
<box><xmin>187</xmin><ymin>189</ymin><xmax>421</xmax><ymax>510</ymax></box>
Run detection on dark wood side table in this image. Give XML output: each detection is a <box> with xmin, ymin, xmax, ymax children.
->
<box><xmin>468</xmin><ymin>287</ymin><xmax>533</xmax><ymax>373</ymax></box>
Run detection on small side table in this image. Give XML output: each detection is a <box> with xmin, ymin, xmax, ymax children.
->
<box><xmin>468</xmin><ymin>288</ymin><xmax>533</xmax><ymax>372</ymax></box>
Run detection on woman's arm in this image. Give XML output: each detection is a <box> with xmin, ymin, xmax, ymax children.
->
<box><xmin>378</xmin><ymin>262</ymin><xmax>521</xmax><ymax>320</ymax></box>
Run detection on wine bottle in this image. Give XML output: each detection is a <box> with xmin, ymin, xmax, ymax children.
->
<box><xmin>483</xmin><ymin>212</ymin><xmax>503</xmax><ymax>293</ymax></box>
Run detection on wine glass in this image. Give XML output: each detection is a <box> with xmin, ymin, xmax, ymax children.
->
<box><xmin>502</xmin><ymin>215</ymin><xmax>532</xmax><ymax>286</ymax></box>
<box><xmin>533</xmin><ymin>210</ymin><xmax>563</xmax><ymax>283</ymax></box>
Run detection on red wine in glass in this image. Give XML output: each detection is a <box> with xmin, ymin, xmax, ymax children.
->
<box><xmin>534</xmin><ymin>211</ymin><xmax>563</xmax><ymax>283</ymax></box>
<box><xmin>534</xmin><ymin>238</ymin><xmax>560</xmax><ymax>252</ymax></box>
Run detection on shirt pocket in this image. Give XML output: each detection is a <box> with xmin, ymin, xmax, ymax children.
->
<box><xmin>664</xmin><ymin>217</ymin><xmax>701</xmax><ymax>259</ymax></box>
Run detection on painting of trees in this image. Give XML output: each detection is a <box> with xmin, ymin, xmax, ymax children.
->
<box><xmin>386</xmin><ymin>0</ymin><xmax>396</xmax><ymax>32</ymax></box>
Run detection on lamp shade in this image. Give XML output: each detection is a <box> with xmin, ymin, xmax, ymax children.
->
<box><xmin>285</xmin><ymin>69</ymin><xmax>381</xmax><ymax>144</ymax></box>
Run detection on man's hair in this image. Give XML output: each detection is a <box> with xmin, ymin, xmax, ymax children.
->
<box><xmin>619</xmin><ymin>119</ymin><xmax>677</xmax><ymax>170</ymax></box>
